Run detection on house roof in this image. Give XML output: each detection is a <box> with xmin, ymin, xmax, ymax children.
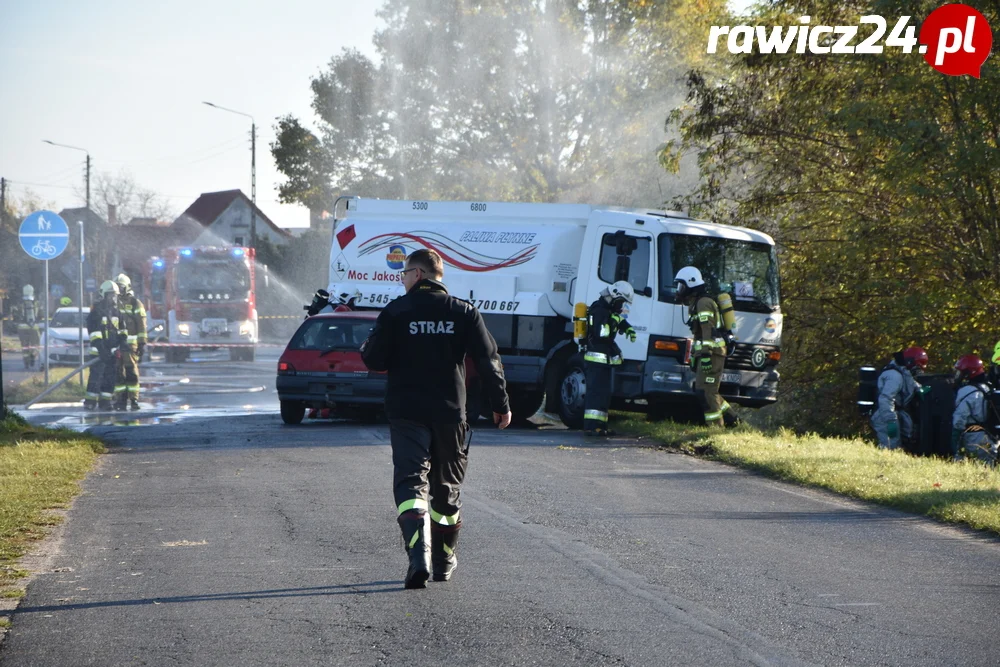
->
<box><xmin>175</xmin><ymin>189</ymin><xmax>290</xmax><ymax>237</ymax></box>
<box><xmin>58</xmin><ymin>207</ymin><xmax>107</xmax><ymax>228</ymax></box>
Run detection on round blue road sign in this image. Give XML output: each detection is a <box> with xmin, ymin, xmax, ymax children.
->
<box><xmin>19</xmin><ymin>210</ymin><xmax>69</xmax><ymax>260</ymax></box>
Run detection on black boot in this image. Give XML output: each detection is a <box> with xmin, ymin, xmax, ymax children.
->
<box><xmin>431</xmin><ymin>522</ymin><xmax>460</xmax><ymax>582</ymax></box>
<box><xmin>723</xmin><ymin>411</ymin><xmax>741</xmax><ymax>428</ymax></box>
<box><xmin>98</xmin><ymin>399</ymin><xmax>113</xmax><ymax>412</ymax></box>
<box><xmin>129</xmin><ymin>398</ymin><xmax>140</xmax><ymax>411</ymax></box>
<box><xmin>398</xmin><ymin>510</ymin><xmax>430</xmax><ymax>589</ymax></box>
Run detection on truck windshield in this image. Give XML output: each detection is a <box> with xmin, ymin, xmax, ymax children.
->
<box><xmin>176</xmin><ymin>260</ymin><xmax>251</xmax><ymax>296</ymax></box>
<box><xmin>658</xmin><ymin>234</ymin><xmax>780</xmax><ymax>312</ymax></box>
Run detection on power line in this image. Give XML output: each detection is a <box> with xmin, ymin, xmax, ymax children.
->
<box><xmin>100</xmin><ymin>134</ymin><xmax>248</xmax><ymax>167</ymax></box>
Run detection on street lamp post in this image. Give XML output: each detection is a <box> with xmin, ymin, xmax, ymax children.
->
<box><xmin>42</xmin><ymin>140</ymin><xmax>91</xmax><ymax>209</ymax></box>
<box><xmin>202</xmin><ymin>102</ymin><xmax>256</xmax><ymax>250</ymax></box>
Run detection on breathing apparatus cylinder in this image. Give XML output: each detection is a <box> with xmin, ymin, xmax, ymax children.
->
<box><xmin>717</xmin><ymin>291</ymin><xmax>736</xmax><ymax>333</ymax></box>
<box><xmin>573</xmin><ymin>302</ymin><xmax>588</xmax><ymax>341</ymax></box>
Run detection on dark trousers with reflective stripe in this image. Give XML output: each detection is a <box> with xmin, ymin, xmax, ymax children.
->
<box><xmin>86</xmin><ymin>355</ymin><xmax>116</xmax><ymax>401</ymax></box>
<box><xmin>584</xmin><ymin>361</ymin><xmax>612</xmax><ymax>431</ymax></box>
<box><xmin>115</xmin><ymin>347</ymin><xmax>140</xmax><ymax>400</ymax></box>
<box><xmin>694</xmin><ymin>354</ymin><xmax>729</xmax><ymax>425</ymax></box>
<box><xmin>389</xmin><ymin>419</ymin><xmax>470</xmax><ymax>518</ymax></box>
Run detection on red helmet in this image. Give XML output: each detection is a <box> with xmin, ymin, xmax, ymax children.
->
<box><xmin>902</xmin><ymin>346</ymin><xmax>928</xmax><ymax>371</ymax></box>
<box><xmin>954</xmin><ymin>354</ymin><xmax>985</xmax><ymax>382</ymax></box>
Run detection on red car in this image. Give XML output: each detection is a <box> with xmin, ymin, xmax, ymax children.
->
<box><xmin>276</xmin><ymin>311</ymin><xmax>486</xmax><ymax>425</ymax></box>
<box><xmin>276</xmin><ymin>312</ymin><xmax>385</xmax><ymax>424</ymax></box>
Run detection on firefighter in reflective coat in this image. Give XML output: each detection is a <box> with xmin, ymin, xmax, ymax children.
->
<box><xmin>951</xmin><ymin>354</ymin><xmax>997</xmax><ymax>464</ymax></box>
<box><xmin>114</xmin><ymin>273</ymin><xmax>147</xmax><ymax>411</ymax></box>
<box><xmin>870</xmin><ymin>347</ymin><xmax>927</xmax><ymax>449</ymax></box>
<box><xmin>16</xmin><ymin>285</ymin><xmax>40</xmax><ymax>370</ymax></box>
<box><xmin>674</xmin><ymin>267</ymin><xmax>739</xmax><ymax>428</ymax></box>
<box><xmin>85</xmin><ymin>281</ymin><xmax>125</xmax><ymax>411</ymax></box>
<box><xmin>361</xmin><ymin>249</ymin><xmax>511</xmax><ymax>589</ymax></box>
<box><xmin>582</xmin><ymin>281</ymin><xmax>636</xmax><ymax>435</ymax></box>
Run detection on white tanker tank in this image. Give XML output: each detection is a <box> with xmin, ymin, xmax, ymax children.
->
<box><xmin>328</xmin><ymin>199</ymin><xmax>594</xmax><ymax>318</ymax></box>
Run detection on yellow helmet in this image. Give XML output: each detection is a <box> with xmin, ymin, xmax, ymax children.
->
<box><xmin>993</xmin><ymin>340</ymin><xmax>1000</xmax><ymax>365</ymax></box>
<box><xmin>59</xmin><ymin>296</ymin><xmax>72</xmax><ymax>306</ymax></box>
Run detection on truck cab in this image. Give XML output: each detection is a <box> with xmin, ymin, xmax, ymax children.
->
<box><xmin>325</xmin><ymin>197</ymin><xmax>781</xmax><ymax>427</ymax></box>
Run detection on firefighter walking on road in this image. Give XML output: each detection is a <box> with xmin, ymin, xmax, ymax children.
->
<box><xmin>583</xmin><ymin>281</ymin><xmax>636</xmax><ymax>436</ymax></box>
<box><xmin>114</xmin><ymin>273</ymin><xmax>147</xmax><ymax>411</ymax></box>
<box><xmin>674</xmin><ymin>267</ymin><xmax>739</xmax><ymax>428</ymax></box>
<box><xmin>85</xmin><ymin>281</ymin><xmax>125</xmax><ymax>411</ymax></box>
<box><xmin>361</xmin><ymin>248</ymin><xmax>511</xmax><ymax>589</ymax></box>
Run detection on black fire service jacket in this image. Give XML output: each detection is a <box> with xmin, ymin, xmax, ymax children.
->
<box><xmin>360</xmin><ymin>279</ymin><xmax>509</xmax><ymax>423</ymax></box>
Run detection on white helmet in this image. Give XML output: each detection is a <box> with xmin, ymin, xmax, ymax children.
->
<box><xmin>100</xmin><ymin>280</ymin><xmax>120</xmax><ymax>297</ymax></box>
<box><xmin>674</xmin><ymin>266</ymin><xmax>705</xmax><ymax>290</ymax></box>
<box><xmin>116</xmin><ymin>273</ymin><xmax>131</xmax><ymax>290</ymax></box>
<box><xmin>608</xmin><ymin>281</ymin><xmax>635</xmax><ymax>305</ymax></box>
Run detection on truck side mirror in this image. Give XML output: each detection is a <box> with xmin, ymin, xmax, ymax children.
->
<box><xmin>641</xmin><ymin>286</ymin><xmax>652</xmax><ymax>298</ymax></box>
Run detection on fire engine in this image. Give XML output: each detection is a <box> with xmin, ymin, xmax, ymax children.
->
<box><xmin>144</xmin><ymin>246</ymin><xmax>258</xmax><ymax>362</ymax></box>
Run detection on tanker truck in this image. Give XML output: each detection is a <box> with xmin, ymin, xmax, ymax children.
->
<box><xmin>326</xmin><ymin>197</ymin><xmax>781</xmax><ymax>427</ymax></box>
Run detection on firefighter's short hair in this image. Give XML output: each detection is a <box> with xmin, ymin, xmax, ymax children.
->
<box><xmin>406</xmin><ymin>249</ymin><xmax>444</xmax><ymax>279</ymax></box>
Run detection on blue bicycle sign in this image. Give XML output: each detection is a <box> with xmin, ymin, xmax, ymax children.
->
<box><xmin>19</xmin><ymin>210</ymin><xmax>69</xmax><ymax>260</ymax></box>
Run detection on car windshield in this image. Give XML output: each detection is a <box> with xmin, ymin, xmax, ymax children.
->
<box><xmin>50</xmin><ymin>311</ymin><xmax>86</xmax><ymax>328</ymax></box>
<box><xmin>288</xmin><ymin>319</ymin><xmax>375</xmax><ymax>351</ymax></box>
<box><xmin>658</xmin><ymin>234</ymin><xmax>781</xmax><ymax>312</ymax></box>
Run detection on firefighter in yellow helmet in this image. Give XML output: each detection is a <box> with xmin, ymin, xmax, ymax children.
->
<box><xmin>113</xmin><ymin>273</ymin><xmax>147</xmax><ymax>411</ymax></box>
<box><xmin>85</xmin><ymin>281</ymin><xmax>125</xmax><ymax>411</ymax></box>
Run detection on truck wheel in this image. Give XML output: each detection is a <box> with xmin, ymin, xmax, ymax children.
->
<box><xmin>280</xmin><ymin>400</ymin><xmax>305</xmax><ymax>425</ymax></box>
<box><xmin>558</xmin><ymin>357</ymin><xmax>586</xmax><ymax>430</ymax></box>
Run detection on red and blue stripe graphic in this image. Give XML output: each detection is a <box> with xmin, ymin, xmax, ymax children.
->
<box><xmin>358</xmin><ymin>231</ymin><xmax>538</xmax><ymax>272</ymax></box>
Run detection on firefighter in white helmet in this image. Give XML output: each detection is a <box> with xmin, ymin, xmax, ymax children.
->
<box><xmin>674</xmin><ymin>266</ymin><xmax>739</xmax><ymax>428</ymax></box>
<box><xmin>85</xmin><ymin>280</ymin><xmax>125</xmax><ymax>411</ymax></box>
<box><xmin>582</xmin><ymin>280</ymin><xmax>636</xmax><ymax>436</ymax></box>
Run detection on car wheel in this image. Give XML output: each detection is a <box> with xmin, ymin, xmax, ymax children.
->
<box><xmin>280</xmin><ymin>400</ymin><xmax>305</xmax><ymax>425</ymax></box>
<box><xmin>557</xmin><ymin>355</ymin><xmax>586</xmax><ymax>430</ymax></box>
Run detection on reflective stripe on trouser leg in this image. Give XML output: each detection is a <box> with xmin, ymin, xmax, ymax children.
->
<box><xmin>695</xmin><ymin>354</ymin><xmax>726</xmax><ymax>427</ymax></box>
<box><xmin>430</xmin><ymin>509</ymin><xmax>461</xmax><ymax>526</ymax></box>
<box><xmin>583</xmin><ymin>361</ymin><xmax>612</xmax><ymax>431</ymax></box>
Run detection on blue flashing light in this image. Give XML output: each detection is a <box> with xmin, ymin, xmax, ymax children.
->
<box><xmin>180</xmin><ymin>248</ymin><xmax>193</xmax><ymax>257</ymax></box>
<box><xmin>232</xmin><ymin>248</ymin><xmax>245</xmax><ymax>257</ymax></box>
<box><xmin>153</xmin><ymin>260</ymin><xmax>165</xmax><ymax>269</ymax></box>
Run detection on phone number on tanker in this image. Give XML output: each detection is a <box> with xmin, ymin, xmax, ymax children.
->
<box><xmin>475</xmin><ymin>300</ymin><xmax>520</xmax><ymax>312</ymax></box>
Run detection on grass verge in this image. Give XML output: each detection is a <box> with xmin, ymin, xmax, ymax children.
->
<box><xmin>0</xmin><ymin>410</ymin><xmax>105</xmax><ymax>589</ymax></box>
<box><xmin>4</xmin><ymin>366</ymin><xmax>89</xmax><ymax>404</ymax></box>
<box><xmin>616</xmin><ymin>415</ymin><xmax>1000</xmax><ymax>536</ymax></box>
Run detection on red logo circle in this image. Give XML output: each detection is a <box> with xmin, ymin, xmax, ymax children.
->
<box><xmin>920</xmin><ymin>4</ymin><xmax>993</xmax><ymax>77</ymax></box>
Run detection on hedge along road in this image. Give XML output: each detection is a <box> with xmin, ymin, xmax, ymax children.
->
<box><xmin>0</xmin><ymin>414</ymin><xmax>996</xmax><ymax>666</ymax></box>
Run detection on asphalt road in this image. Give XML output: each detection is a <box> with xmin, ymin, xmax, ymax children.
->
<box><xmin>1</xmin><ymin>408</ymin><xmax>998</xmax><ymax>666</ymax></box>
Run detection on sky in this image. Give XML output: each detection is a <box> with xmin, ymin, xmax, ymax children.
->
<box><xmin>0</xmin><ymin>0</ymin><xmax>383</xmax><ymax>229</ymax></box>
<box><xmin>1</xmin><ymin>0</ymin><xmax>754</xmax><ymax>230</ymax></box>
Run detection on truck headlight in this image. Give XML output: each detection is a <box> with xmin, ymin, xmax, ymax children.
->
<box><xmin>239</xmin><ymin>321</ymin><xmax>253</xmax><ymax>337</ymax></box>
<box><xmin>177</xmin><ymin>323</ymin><xmax>190</xmax><ymax>336</ymax></box>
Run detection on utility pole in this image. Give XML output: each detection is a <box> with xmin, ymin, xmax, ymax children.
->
<box><xmin>202</xmin><ymin>102</ymin><xmax>257</xmax><ymax>249</ymax></box>
<box><xmin>1</xmin><ymin>177</ymin><xmax>7</xmax><ymax>222</ymax></box>
<box><xmin>42</xmin><ymin>141</ymin><xmax>91</xmax><ymax>209</ymax></box>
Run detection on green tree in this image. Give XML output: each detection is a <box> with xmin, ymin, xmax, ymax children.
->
<box><xmin>663</xmin><ymin>0</ymin><xmax>1000</xmax><ymax>432</ymax></box>
<box><xmin>272</xmin><ymin>0</ymin><xmax>728</xmax><ymax>211</ymax></box>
